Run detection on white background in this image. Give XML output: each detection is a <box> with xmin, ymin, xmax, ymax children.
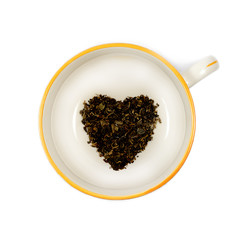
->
<box><xmin>0</xmin><ymin>0</ymin><xmax>239</xmax><ymax>239</ymax></box>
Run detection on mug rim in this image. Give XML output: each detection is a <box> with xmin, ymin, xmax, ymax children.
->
<box><xmin>39</xmin><ymin>43</ymin><xmax>196</xmax><ymax>200</ymax></box>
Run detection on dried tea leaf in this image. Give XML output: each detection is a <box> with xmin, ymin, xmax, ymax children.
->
<box><xmin>98</xmin><ymin>103</ymin><xmax>105</xmax><ymax>110</ymax></box>
<box><xmin>80</xmin><ymin>95</ymin><xmax>161</xmax><ymax>170</ymax></box>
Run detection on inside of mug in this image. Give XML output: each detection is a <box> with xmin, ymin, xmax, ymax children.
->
<box><xmin>42</xmin><ymin>47</ymin><xmax>194</xmax><ymax>197</ymax></box>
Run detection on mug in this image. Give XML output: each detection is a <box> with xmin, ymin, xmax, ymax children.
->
<box><xmin>39</xmin><ymin>43</ymin><xmax>219</xmax><ymax>199</ymax></box>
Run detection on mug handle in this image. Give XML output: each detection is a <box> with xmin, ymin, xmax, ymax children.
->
<box><xmin>181</xmin><ymin>56</ymin><xmax>219</xmax><ymax>88</ymax></box>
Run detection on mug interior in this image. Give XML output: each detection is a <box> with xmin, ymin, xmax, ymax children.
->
<box><xmin>40</xmin><ymin>45</ymin><xmax>195</xmax><ymax>198</ymax></box>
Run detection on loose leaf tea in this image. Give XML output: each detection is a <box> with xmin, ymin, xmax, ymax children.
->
<box><xmin>80</xmin><ymin>95</ymin><xmax>161</xmax><ymax>170</ymax></box>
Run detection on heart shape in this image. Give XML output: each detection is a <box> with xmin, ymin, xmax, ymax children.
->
<box><xmin>80</xmin><ymin>95</ymin><xmax>160</xmax><ymax>170</ymax></box>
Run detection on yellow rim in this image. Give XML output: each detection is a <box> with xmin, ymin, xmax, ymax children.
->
<box><xmin>207</xmin><ymin>60</ymin><xmax>218</xmax><ymax>68</ymax></box>
<box><xmin>39</xmin><ymin>43</ymin><xmax>196</xmax><ymax>200</ymax></box>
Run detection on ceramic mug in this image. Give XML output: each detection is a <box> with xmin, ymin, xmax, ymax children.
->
<box><xmin>39</xmin><ymin>43</ymin><xmax>219</xmax><ymax>199</ymax></box>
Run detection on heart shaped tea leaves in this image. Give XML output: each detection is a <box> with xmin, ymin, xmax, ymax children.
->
<box><xmin>80</xmin><ymin>95</ymin><xmax>161</xmax><ymax>170</ymax></box>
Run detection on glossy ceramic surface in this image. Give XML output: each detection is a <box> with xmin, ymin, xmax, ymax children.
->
<box><xmin>39</xmin><ymin>43</ymin><xmax>218</xmax><ymax>199</ymax></box>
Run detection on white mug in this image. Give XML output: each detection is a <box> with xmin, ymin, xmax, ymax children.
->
<box><xmin>39</xmin><ymin>43</ymin><xmax>219</xmax><ymax>199</ymax></box>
